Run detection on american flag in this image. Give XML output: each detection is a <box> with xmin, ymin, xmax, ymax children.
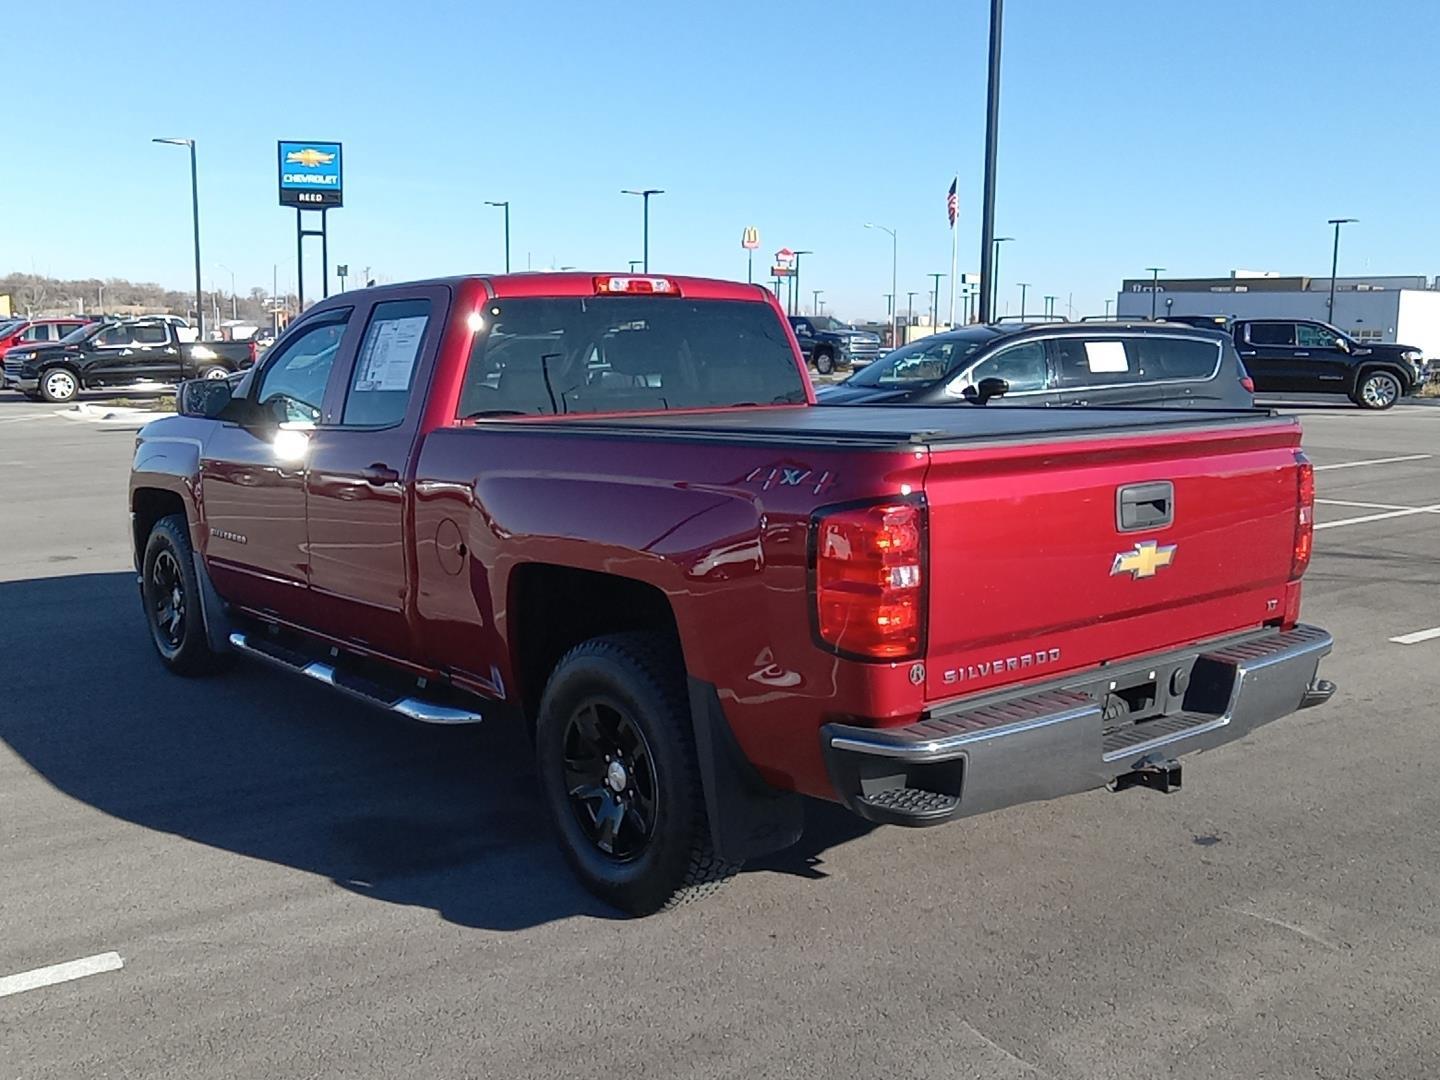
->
<box><xmin>946</xmin><ymin>178</ymin><xmax>958</xmax><ymax>227</ymax></box>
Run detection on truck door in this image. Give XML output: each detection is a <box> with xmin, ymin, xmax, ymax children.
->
<box><xmin>302</xmin><ymin>286</ymin><xmax>448</xmax><ymax>660</ymax></box>
<box><xmin>127</xmin><ymin>322</ymin><xmax>184</xmax><ymax>385</ymax></box>
<box><xmin>1293</xmin><ymin>322</ymin><xmax>1352</xmax><ymax>390</ymax></box>
<box><xmin>1236</xmin><ymin>321</ymin><xmax>1298</xmax><ymax>391</ymax></box>
<box><xmin>200</xmin><ymin>309</ymin><xmax>355</xmax><ymax>619</ymax></box>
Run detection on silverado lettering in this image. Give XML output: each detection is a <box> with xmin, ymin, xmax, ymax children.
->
<box><xmin>129</xmin><ymin>271</ymin><xmax>1335</xmax><ymax>916</ymax></box>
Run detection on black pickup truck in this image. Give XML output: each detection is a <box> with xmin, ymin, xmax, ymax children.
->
<box><xmin>787</xmin><ymin>315</ymin><xmax>881</xmax><ymax>375</ymax></box>
<box><xmin>3</xmin><ymin>318</ymin><xmax>255</xmax><ymax>402</ymax></box>
<box><xmin>1165</xmin><ymin>316</ymin><xmax>1425</xmax><ymax>410</ymax></box>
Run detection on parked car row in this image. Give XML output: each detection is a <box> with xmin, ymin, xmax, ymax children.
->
<box><xmin>2</xmin><ymin>316</ymin><xmax>255</xmax><ymax>402</ymax></box>
<box><xmin>820</xmin><ymin>314</ymin><xmax>1427</xmax><ymax>412</ymax></box>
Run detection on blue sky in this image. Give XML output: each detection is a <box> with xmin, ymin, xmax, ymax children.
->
<box><xmin>6</xmin><ymin>0</ymin><xmax>1438</xmax><ymax>320</ymax></box>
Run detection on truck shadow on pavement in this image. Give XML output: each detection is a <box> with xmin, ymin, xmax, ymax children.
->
<box><xmin>0</xmin><ymin>572</ymin><xmax>871</xmax><ymax>930</ymax></box>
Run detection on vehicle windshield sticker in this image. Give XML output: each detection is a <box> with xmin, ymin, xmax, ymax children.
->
<box><xmin>1084</xmin><ymin>340</ymin><xmax>1129</xmax><ymax>373</ymax></box>
<box><xmin>356</xmin><ymin>316</ymin><xmax>427</xmax><ymax>391</ymax></box>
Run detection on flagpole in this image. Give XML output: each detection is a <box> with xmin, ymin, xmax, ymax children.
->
<box><xmin>947</xmin><ymin>175</ymin><xmax>959</xmax><ymax>328</ymax></box>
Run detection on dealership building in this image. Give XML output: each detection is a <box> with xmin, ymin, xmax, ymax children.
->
<box><xmin>1115</xmin><ymin>272</ymin><xmax>1440</xmax><ymax>358</ymax></box>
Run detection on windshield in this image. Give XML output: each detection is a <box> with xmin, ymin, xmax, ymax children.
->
<box><xmin>845</xmin><ymin>331</ymin><xmax>992</xmax><ymax>388</ymax></box>
<box><xmin>458</xmin><ymin>297</ymin><xmax>807</xmax><ymax>417</ymax></box>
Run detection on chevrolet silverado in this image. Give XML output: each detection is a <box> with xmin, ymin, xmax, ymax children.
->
<box><xmin>129</xmin><ymin>272</ymin><xmax>1334</xmax><ymax>914</ymax></box>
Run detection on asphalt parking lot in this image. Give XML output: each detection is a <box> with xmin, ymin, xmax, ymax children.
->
<box><xmin>2</xmin><ymin>392</ymin><xmax>1438</xmax><ymax>1079</ymax></box>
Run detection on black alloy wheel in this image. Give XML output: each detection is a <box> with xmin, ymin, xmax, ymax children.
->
<box><xmin>562</xmin><ymin>698</ymin><xmax>658</xmax><ymax>861</ymax></box>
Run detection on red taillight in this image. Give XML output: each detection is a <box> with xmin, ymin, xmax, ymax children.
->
<box><xmin>813</xmin><ymin>501</ymin><xmax>926</xmax><ymax>660</ymax></box>
<box><xmin>593</xmin><ymin>275</ymin><xmax>680</xmax><ymax>296</ymax></box>
<box><xmin>1292</xmin><ymin>453</ymin><xmax>1314</xmax><ymax>578</ymax></box>
<box><xmin>248</xmin><ymin>340</ymin><xmax>258</xmax><ymax>365</ymax></box>
<box><xmin>1240</xmin><ymin>375</ymin><xmax>1255</xmax><ymax>393</ymax></box>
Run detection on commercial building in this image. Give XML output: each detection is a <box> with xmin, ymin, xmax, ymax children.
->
<box><xmin>1115</xmin><ymin>272</ymin><xmax>1440</xmax><ymax>358</ymax></box>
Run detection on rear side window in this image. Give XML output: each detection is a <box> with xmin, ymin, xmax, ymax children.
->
<box><xmin>343</xmin><ymin>298</ymin><xmax>431</xmax><ymax>426</ymax></box>
<box><xmin>458</xmin><ymin>297</ymin><xmax>806</xmax><ymax>418</ymax></box>
<box><xmin>133</xmin><ymin>324</ymin><xmax>168</xmax><ymax>345</ymax></box>
<box><xmin>1124</xmin><ymin>337</ymin><xmax>1221</xmax><ymax>380</ymax></box>
<box><xmin>20</xmin><ymin>324</ymin><xmax>47</xmax><ymax>341</ymax></box>
<box><xmin>1248</xmin><ymin>322</ymin><xmax>1295</xmax><ymax>346</ymax></box>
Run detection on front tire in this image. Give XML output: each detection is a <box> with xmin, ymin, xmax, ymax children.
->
<box><xmin>813</xmin><ymin>349</ymin><xmax>835</xmax><ymax>376</ymax></box>
<box><xmin>535</xmin><ymin>633</ymin><xmax>737</xmax><ymax>915</ymax></box>
<box><xmin>1353</xmin><ymin>370</ymin><xmax>1402</xmax><ymax>410</ymax></box>
<box><xmin>142</xmin><ymin>514</ymin><xmax>225</xmax><ymax>675</ymax></box>
<box><xmin>39</xmin><ymin>368</ymin><xmax>79</xmax><ymax>403</ymax></box>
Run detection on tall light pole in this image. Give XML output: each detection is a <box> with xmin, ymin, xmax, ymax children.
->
<box><xmin>153</xmin><ymin>137</ymin><xmax>203</xmax><ymax>338</ymax></box>
<box><xmin>977</xmin><ymin>0</ymin><xmax>1005</xmax><ymax>323</ymax></box>
<box><xmin>990</xmin><ymin>237</ymin><xmax>1013</xmax><ymax>323</ymax></box>
<box><xmin>1327</xmin><ymin>218</ymin><xmax>1357</xmax><ymax>325</ymax></box>
<box><xmin>790</xmin><ymin>250</ymin><xmax>813</xmax><ymax>317</ymax></box>
<box><xmin>866</xmin><ymin>223</ymin><xmax>898</xmax><ymax>355</ymax></box>
<box><xmin>217</xmin><ymin>262</ymin><xmax>237</xmax><ymax>320</ymax></box>
<box><xmin>1017</xmin><ymin>282</ymin><xmax>1030</xmax><ymax>320</ymax></box>
<box><xmin>812</xmin><ymin>289</ymin><xmax>823</xmax><ymax>316</ymax></box>
<box><xmin>484</xmin><ymin>200</ymin><xmax>511</xmax><ymax>272</ymax></box>
<box><xmin>928</xmin><ymin>272</ymin><xmax>946</xmax><ymax>329</ymax></box>
<box><xmin>906</xmin><ymin>291</ymin><xmax>918</xmax><ymax>340</ymax></box>
<box><xmin>1104</xmin><ymin>298</ymin><xmax>1113</xmax><ymax>318</ymax></box>
<box><xmin>1044</xmin><ymin>294</ymin><xmax>1056</xmax><ymax>319</ymax></box>
<box><xmin>629</xmin><ymin>260</ymin><xmax>642</xmax><ymax>273</ymax></box>
<box><xmin>97</xmin><ymin>283</ymin><xmax>105</xmax><ymax>313</ymax></box>
<box><xmin>1145</xmin><ymin>266</ymin><xmax>1165</xmax><ymax>319</ymax></box>
<box><xmin>621</xmin><ymin>189</ymin><xmax>664</xmax><ymax>272</ymax></box>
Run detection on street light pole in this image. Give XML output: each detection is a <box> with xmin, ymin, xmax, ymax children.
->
<box><xmin>866</xmin><ymin>223</ymin><xmax>898</xmax><ymax>357</ymax></box>
<box><xmin>1327</xmin><ymin>218</ymin><xmax>1357</xmax><ymax>324</ymax></box>
<box><xmin>928</xmin><ymin>272</ymin><xmax>946</xmax><ymax>330</ymax></box>
<box><xmin>977</xmin><ymin>0</ymin><xmax>1005</xmax><ymax>323</ymax></box>
<box><xmin>790</xmin><ymin>251</ymin><xmax>813</xmax><ymax>318</ymax></box>
<box><xmin>1104</xmin><ymin>298</ymin><xmax>1113</xmax><ymax>318</ymax></box>
<box><xmin>621</xmin><ymin>189</ymin><xmax>664</xmax><ymax>272</ymax></box>
<box><xmin>153</xmin><ymin>137</ymin><xmax>203</xmax><ymax>338</ymax></box>
<box><xmin>217</xmin><ymin>263</ymin><xmax>237</xmax><ymax>320</ymax></box>
<box><xmin>906</xmin><ymin>291</ymin><xmax>918</xmax><ymax>341</ymax></box>
<box><xmin>1017</xmin><ymin>282</ymin><xmax>1030</xmax><ymax>320</ymax></box>
<box><xmin>1044</xmin><ymin>295</ymin><xmax>1056</xmax><ymax>319</ymax></box>
<box><xmin>484</xmin><ymin>201</ymin><xmax>511</xmax><ymax>273</ymax></box>
<box><xmin>812</xmin><ymin>289</ymin><xmax>823</xmax><ymax>316</ymax></box>
<box><xmin>1145</xmin><ymin>267</ymin><xmax>1165</xmax><ymax>319</ymax></box>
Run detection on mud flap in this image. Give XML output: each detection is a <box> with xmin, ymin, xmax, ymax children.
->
<box><xmin>688</xmin><ymin>678</ymin><xmax>804</xmax><ymax>863</ymax></box>
<box><xmin>191</xmin><ymin>551</ymin><xmax>235</xmax><ymax>655</ymax></box>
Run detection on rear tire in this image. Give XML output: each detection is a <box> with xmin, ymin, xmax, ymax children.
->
<box><xmin>1352</xmin><ymin>370</ymin><xmax>1402</xmax><ymax>410</ymax></box>
<box><xmin>199</xmin><ymin>365</ymin><xmax>230</xmax><ymax>380</ymax></box>
<box><xmin>813</xmin><ymin>349</ymin><xmax>835</xmax><ymax>376</ymax></box>
<box><xmin>535</xmin><ymin>632</ymin><xmax>738</xmax><ymax>915</ymax></box>
<box><xmin>39</xmin><ymin>368</ymin><xmax>79</xmax><ymax>403</ymax></box>
<box><xmin>141</xmin><ymin>514</ymin><xmax>226</xmax><ymax>675</ymax></box>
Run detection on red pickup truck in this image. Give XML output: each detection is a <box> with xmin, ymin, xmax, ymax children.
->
<box><xmin>130</xmin><ymin>272</ymin><xmax>1334</xmax><ymax>914</ymax></box>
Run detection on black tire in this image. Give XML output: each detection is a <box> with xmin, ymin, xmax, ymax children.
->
<box><xmin>1352</xmin><ymin>369</ymin><xmax>1402</xmax><ymax>410</ymax></box>
<box><xmin>39</xmin><ymin>368</ymin><xmax>79</xmax><ymax>403</ymax></box>
<box><xmin>198</xmin><ymin>365</ymin><xmax>230</xmax><ymax>381</ymax></box>
<box><xmin>141</xmin><ymin>513</ymin><xmax>226</xmax><ymax>676</ymax></box>
<box><xmin>535</xmin><ymin>632</ymin><xmax>737</xmax><ymax>915</ymax></box>
<box><xmin>813</xmin><ymin>349</ymin><xmax>835</xmax><ymax>376</ymax></box>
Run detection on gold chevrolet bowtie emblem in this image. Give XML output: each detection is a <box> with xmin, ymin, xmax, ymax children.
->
<box><xmin>1111</xmin><ymin>540</ymin><xmax>1176</xmax><ymax>579</ymax></box>
<box><xmin>286</xmin><ymin>148</ymin><xmax>335</xmax><ymax>168</ymax></box>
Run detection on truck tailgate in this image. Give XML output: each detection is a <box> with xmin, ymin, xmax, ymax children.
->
<box><xmin>921</xmin><ymin>416</ymin><xmax>1304</xmax><ymax>702</ymax></box>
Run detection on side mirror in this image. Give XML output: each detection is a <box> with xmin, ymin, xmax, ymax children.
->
<box><xmin>963</xmin><ymin>376</ymin><xmax>1010</xmax><ymax>405</ymax></box>
<box><xmin>177</xmin><ymin>377</ymin><xmax>233</xmax><ymax>419</ymax></box>
<box><xmin>1335</xmin><ymin>337</ymin><xmax>1350</xmax><ymax>353</ymax></box>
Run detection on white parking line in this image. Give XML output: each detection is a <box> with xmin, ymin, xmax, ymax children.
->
<box><xmin>1314</xmin><ymin>503</ymin><xmax>1440</xmax><ymax>530</ymax></box>
<box><xmin>0</xmin><ymin>952</ymin><xmax>124</xmax><ymax>998</ymax></box>
<box><xmin>1390</xmin><ymin>627</ymin><xmax>1440</xmax><ymax>646</ymax></box>
<box><xmin>1313</xmin><ymin>454</ymin><xmax>1432</xmax><ymax>472</ymax></box>
<box><xmin>1315</xmin><ymin>499</ymin><xmax>1417</xmax><ymax>511</ymax></box>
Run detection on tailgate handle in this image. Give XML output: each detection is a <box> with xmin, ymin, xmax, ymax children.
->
<box><xmin>1117</xmin><ymin>482</ymin><xmax>1174</xmax><ymax>531</ymax></box>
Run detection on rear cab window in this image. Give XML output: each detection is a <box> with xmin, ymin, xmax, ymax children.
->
<box><xmin>457</xmin><ymin>297</ymin><xmax>805</xmax><ymax>418</ymax></box>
